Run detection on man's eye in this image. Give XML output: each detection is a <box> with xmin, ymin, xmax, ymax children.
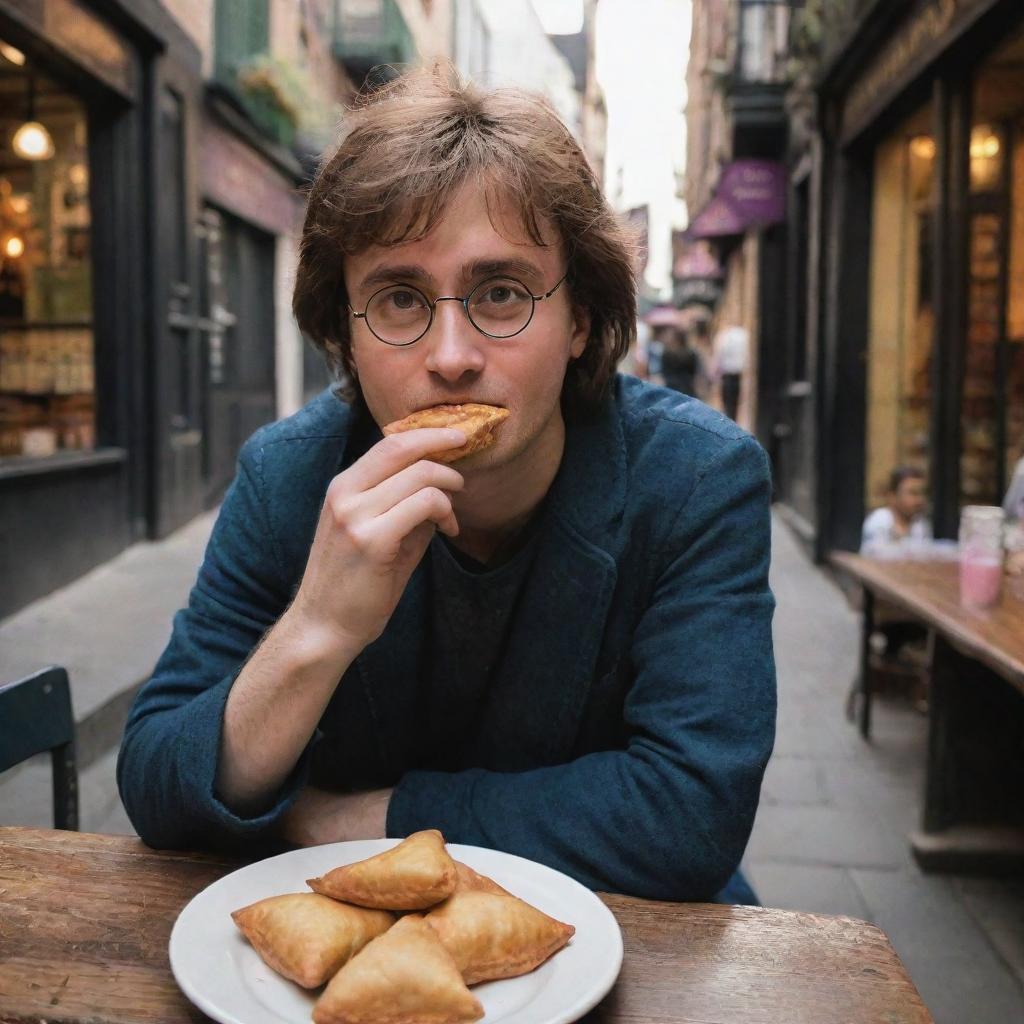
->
<box><xmin>480</xmin><ymin>282</ymin><xmax>528</xmax><ymax>304</ymax></box>
<box><xmin>389</xmin><ymin>290</ymin><xmax>419</xmax><ymax>309</ymax></box>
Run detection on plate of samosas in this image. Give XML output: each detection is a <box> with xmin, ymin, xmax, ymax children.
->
<box><xmin>169</xmin><ymin>829</ymin><xmax>623</xmax><ymax>1024</ymax></box>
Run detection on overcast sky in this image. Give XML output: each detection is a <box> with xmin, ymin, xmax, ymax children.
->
<box><xmin>532</xmin><ymin>0</ymin><xmax>691</xmax><ymax>297</ymax></box>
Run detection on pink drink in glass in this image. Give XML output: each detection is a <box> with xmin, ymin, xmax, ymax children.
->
<box><xmin>959</xmin><ymin>554</ymin><xmax>1003</xmax><ymax>609</ymax></box>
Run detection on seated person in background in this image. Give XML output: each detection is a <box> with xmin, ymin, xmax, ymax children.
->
<box><xmin>859</xmin><ymin>466</ymin><xmax>931</xmax><ymax>705</ymax></box>
<box><xmin>861</xmin><ymin>466</ymin><xmax>931</xmax><ymax>556</ymax></box>
<box><xmin>1004</xmin><ymin>451</ymin><xmax>1024</xmax><ymax>577</ymax></box>
<box><xmin>117</xmin><ymin>64</ymin><xmax>776</xmax><ymax>906</ymax></box>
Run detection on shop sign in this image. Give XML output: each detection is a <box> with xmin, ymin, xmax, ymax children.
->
<box><xmin>842</xmin><ymin>0</ymin><xmax>998</xmax><ymax>143</ymax></box>
<box><xmin>687</xmin><ymin>160</ymin><xmax>786</xmax><ymax>239</ymax></box>
<box><xmin>673</xmin><ymin>277</ymin><xmax>723</xmax><ymax>310</ymax></box>
<box><xmin>1</xmin><ymin>0</ymin><xmax>136</xmax><ymax>100</ymax></box>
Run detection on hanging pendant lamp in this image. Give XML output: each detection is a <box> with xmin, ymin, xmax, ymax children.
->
<box><xmin>12</xmin><ymin>71</ymin><xmax>54</xmax><ymax>161</ymax></box>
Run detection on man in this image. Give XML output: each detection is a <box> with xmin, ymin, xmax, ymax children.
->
<box><xmin>861</xmin><ymin>466</ymin><xmax>930</xmax><ymax>555</ymax></box>
<box><xmin>711</xmin><ymin>324</ymin><xmax>748</xmax><ymax>422</ymax></box>
<box><xmin>117</xmin><ymin>64</ymin><xmax>776</xmax><ymax>905</ymax></box>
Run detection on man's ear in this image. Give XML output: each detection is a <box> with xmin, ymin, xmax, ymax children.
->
<box><xmin>569</xmin><ymin>304</ymin><xmax>590</xmax><ymax>360</ymax></box>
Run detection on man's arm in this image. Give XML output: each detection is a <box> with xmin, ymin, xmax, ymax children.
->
<box><xmin>385</xmin><ymin>434</ymin><xmax>776</xmax><ymax>901</ymax></box>
<box><xmin>118</xmin><ymin>426</ymin><xmax>467</xmax><ymax>849</ymax></box>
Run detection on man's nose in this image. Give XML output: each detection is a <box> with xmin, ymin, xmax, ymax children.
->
<box><xmin>422</xmin><ymin>300</ymin><xmax>486</xmax><ymax>381</ymax></box>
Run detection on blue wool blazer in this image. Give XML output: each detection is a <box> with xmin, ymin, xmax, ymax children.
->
<box><xmin>118</xmin><ymin>374</ymin><xmax>776</xmax><ymax>902</ymax></box>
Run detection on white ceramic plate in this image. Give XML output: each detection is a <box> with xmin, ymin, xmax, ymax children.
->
<box><xmin>170</xmin><ymin>839</ymin><xmax>623</xmax><ymax>1024</ymax></box>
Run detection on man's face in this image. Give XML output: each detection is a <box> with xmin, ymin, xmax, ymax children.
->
<box><xmin>343</xmin><ymin>183</ymin><xmax>589</xmax><ymax>473</ymax></box>
<box><xmin>893</xmin><ymin>477</ymin><xmax>927</xmax><ymax>520</ymax></box>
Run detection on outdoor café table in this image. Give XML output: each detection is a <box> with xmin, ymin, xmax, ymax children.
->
<box><xmin>0</xmin><ymin>827</ymin><xmax>933</xmax><ymax>1024</ymax></box>
<box><xmin>829</xmin><ymin>552</ymin><xmax>1024</xmax><ymax>873</ymax></box>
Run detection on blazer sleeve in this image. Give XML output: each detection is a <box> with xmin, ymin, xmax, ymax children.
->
<box><xmin>116</xmin><ymin>436</ymin><xmax>312</xmax><ymax>851</ymax></box>
<box><xmin>387</xmin><ymin>433</ymin><xmax>776</xmax><ymax>900</ymax></box>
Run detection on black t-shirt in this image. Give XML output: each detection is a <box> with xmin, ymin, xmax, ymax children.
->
<box><xmin>416</xmin><ymin>517</ymin><xmax>543</xmax><ymax>770</ymax></box>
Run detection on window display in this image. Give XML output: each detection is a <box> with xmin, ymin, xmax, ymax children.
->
<box><xmin>966</xmin><ymin>29</ymin><xmax>1024</xmax><ymax>506</ymax></box>
<box><xmin>866</xmin><ymin>102</ymin><xmax>935</xmax><ymax>511</ymax></box>
<box><xmin>0</xmin><ymin>56</ymin><xmax>94</xmax><ymax>460</ymax></box>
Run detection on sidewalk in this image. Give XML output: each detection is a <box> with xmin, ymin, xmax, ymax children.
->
<box><xmin>1</xmin><ymin>511</ymin><xmax>1022</xmax><ymax>1021</ymax></box>
<box><xmin>747</xmin><ymin>519</ymin><xmax>1024</xmax><ymax>1023</ymax></box>
<box><xmin>0</xmin><ymin>510</ymin><xmax>216</xmax><ymax>832</ymax></box>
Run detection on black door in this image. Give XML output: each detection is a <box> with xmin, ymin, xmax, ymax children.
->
<box><xmin>200</xmin><ymin>206</ymin><xmax>276</xmax><ymax>504</ymax></box>
<box><xmin>153</xmin><ymin>75</ymin><xmax>205</xmax><ymax>537</ymax></box>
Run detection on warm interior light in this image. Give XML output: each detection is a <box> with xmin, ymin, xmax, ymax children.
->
<box><xmin>0</xmin><ymin>41</ymin><xmax>26</xmax><ymax>66</ymax></box>
<box><xmin>910</xmin><ymin>136</ymin><xmax>936</xmax><ymax>160</ymax></box>
<box><xmin>4</xmin><ymin>235</ymin><xmax>25</xmax><ymax>259</ymax></box>
<box><xmin>68</xmin><ymin>162</ymin><xmax>88</xmax><ymax>186</ymax></box>
<box><xmin>12</xmin><ymin>120</ymin><xmax>54</xmax><ymax>160</ymax></box>
<box><xmin>970</xmin><ymin>127</ymin><xmax>1001</xmax><ymax>160</ymax></box>
<box><xmin>9</xmin><ymin>194</ymin><xmax>30</xmax><ymax>214</ymax></box>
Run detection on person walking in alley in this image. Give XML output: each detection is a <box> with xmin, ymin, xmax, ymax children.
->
<box><xmin>117</xmin><ymin>63</ymin><xmax>776</xmax><ymax>906</ymax></box>
<box><xmin>712</xmin><ymin>323</ymin><xmax>748</xmax><ymax>421</ymax></box>
<box><xmin>660</xmin><ymin>328</ymin><xmax>704</xmax><ymax>398</ymax></box>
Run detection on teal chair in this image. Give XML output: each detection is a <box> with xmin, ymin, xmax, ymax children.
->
<box><xmin>0</xmin><ymin>667</ymin><xmax>78</xmax><ymax>830</ymax></box>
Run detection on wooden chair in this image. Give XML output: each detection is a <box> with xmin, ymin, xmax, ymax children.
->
<box><xmin>0</xmin><ymin>667</ymin><xmax>79</xmax><ymax>830</ymax></box>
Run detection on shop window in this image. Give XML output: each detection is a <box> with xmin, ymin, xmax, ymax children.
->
<box><xmin>967</xmin><ymin>28</ymin><xmax>1024</xmax><ymax>506</ymax></box>
<box><xmin>865</xmin><ymin>102</ymin><xmax>935</xmax><ymax>513</ymax></box>
<box><xmin>0</xmin><ymin>55</ymin><xmax>94</xmax><ymax>460</ymax></box>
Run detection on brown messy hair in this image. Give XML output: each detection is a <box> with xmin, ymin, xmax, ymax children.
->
<box><xmin>292</xmin><ymin>60</ymin><xmax>637</xmax><ymax>410</ymax></box>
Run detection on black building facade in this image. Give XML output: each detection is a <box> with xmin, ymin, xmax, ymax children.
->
<box><xmin>774</xmin><ymin>0</ymin><xmax>1024</xmax><ymax>558</ymax></box>
<box><xmin>0</xmin><ymin>0</ymin><xmax>219</xmax><ymax>616</ymax></box>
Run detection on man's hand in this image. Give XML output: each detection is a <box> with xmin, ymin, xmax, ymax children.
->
<box><xmin>287</xmin><ymin>428</ymin><xmax>468</xmax><ymax>658</ymax></box>
<box><xmin>1007</xmin><ymin>550</ymin><xmax>1024</xmax><ymax>577</ymax></box>
<box><xmin>280</xmin><ymin>786</ymin><xmax>393</xmax><ymax>847</ymax></box>
<box><xmin>217</xmin><ymin>428</ymin><xmax>465</xmax><ymax>813</ymax></box>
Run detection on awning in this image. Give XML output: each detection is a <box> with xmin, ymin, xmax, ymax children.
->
<box><xmin>687</xmin><ymin>159</ymin><xmax>786</xmax><ymax>240</ymax></box>
<box><xmin>673</xmin><ymin>243</ymin><xmax>724</xmax><ymax>281</ymax></box>
<box><xmin>641</xmin><ymin>305</ymin><xmax>686</xmax><ymax>328</ymax></box>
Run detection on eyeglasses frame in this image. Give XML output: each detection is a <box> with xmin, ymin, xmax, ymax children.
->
<box><xmin>347</xmin><ymin>271</ymin><xmax>569</xmax><ymax>347</ymax></box>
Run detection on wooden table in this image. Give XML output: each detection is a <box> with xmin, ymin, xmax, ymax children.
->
<box><xmin>0</xmin><ymin>828</ymin><xmax>932</xmax><ymax>1024</ymax></box>
<box><xmin>829</xmin><ymin>553</ymin><xmax>1024</xmax><ymax>872</ymax></box>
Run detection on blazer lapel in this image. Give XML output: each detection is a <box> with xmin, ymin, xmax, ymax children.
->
<box><xmin>470</xmin><ymin>515</ymin><xmax>617</xmax><ymax>768</ymax></box>
<box><xmin>469</xmin><ymin>390</ymin><xmax>628</xmax><ymax>768</ymax></box>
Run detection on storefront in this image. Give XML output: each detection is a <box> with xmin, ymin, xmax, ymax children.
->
<box><xmin>775</xmin><ymin>0</ymin><xmax>1024</xmax><ymax>556</ymax></box>
<box><xmin>0</xmin><ymin>0</ymin><xmax>205</xmax><ymax>616</ymax></box>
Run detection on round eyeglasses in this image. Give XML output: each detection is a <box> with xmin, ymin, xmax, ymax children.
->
<box><xmin>348</xmin><ymin>273</ymin><xmax>568</xmax><ymax>347</ymax></box>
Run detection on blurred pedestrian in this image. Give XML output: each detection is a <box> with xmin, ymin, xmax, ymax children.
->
<box><xmin>712</xmin><ymin>324</ymin><xmax>748</xmax><ymax>421</ymax></box>
<box><xmin>660</xmin><ymin>328</ymin><xmax>702</xmax><ymax>398</ymax></box>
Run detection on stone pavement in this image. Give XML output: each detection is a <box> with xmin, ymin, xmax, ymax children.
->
<box><xmin>1</xmin><ymin>510</ymin><xmax>1022</xmax><ymax>1022</ymax></box>
<box><xmin>745</xmin><ymin>519</ymin><xmax>1024</xmax><ymax>1024</ymax></box>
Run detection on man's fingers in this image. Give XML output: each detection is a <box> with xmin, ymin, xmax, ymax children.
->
<box><xmin>340</xmin><ymin>429</ymin><xmax>467</xmax><ymax>494</ymax></box>
<box><xmin>358</xmin><ymin>459</ymin><xmax>464</xmax><ymax>520</ymax></box>
<box><xmin>371</xmin><ymin>487</ymin><xmax>458</xmax><ymax>552</ymax></box>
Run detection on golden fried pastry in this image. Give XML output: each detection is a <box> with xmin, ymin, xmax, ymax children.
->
<box><xmin>313</xmin><ymin>914</ymin><xmax>484</xmax><ymax>1024</ymax></box>
<box><xmin>451</xmin><ymin>860</ymin><xmax>512</xmax><ymax>898</ymax></box>
<box><xmin>230</xmin><ymin>893</ymin><xmax>394</xmax><ymax>989</ymax></box>
<box><xmin>425</xmin><ymin>890</ymin><xmax>575</xmax><ymax>985</ymax></box>
<box><xmin>382</xmin><ymin>404</ymin><xmax>509</xmax><ymax>464</ymax></box>
<box><xmin>308</xmin><ymin>830</ymin><xmax>458</xmax><ymax>911</ymax></box>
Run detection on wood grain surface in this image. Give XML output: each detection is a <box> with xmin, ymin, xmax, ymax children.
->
<box><xmin>829</xmin><ymin>553</ymin><xmax>1024</xmax><ymax>693</ymax></box>
<box><xmin>0</xmin><ymin>828</ymin><xmax>933</xmax><ymax>1024</ymax></box>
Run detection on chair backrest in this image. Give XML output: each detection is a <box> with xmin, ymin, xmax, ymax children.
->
<box><xmin>0</xmin><ymin>666</ymin><xmax>79</xmax><ymax>830</ymax></box>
